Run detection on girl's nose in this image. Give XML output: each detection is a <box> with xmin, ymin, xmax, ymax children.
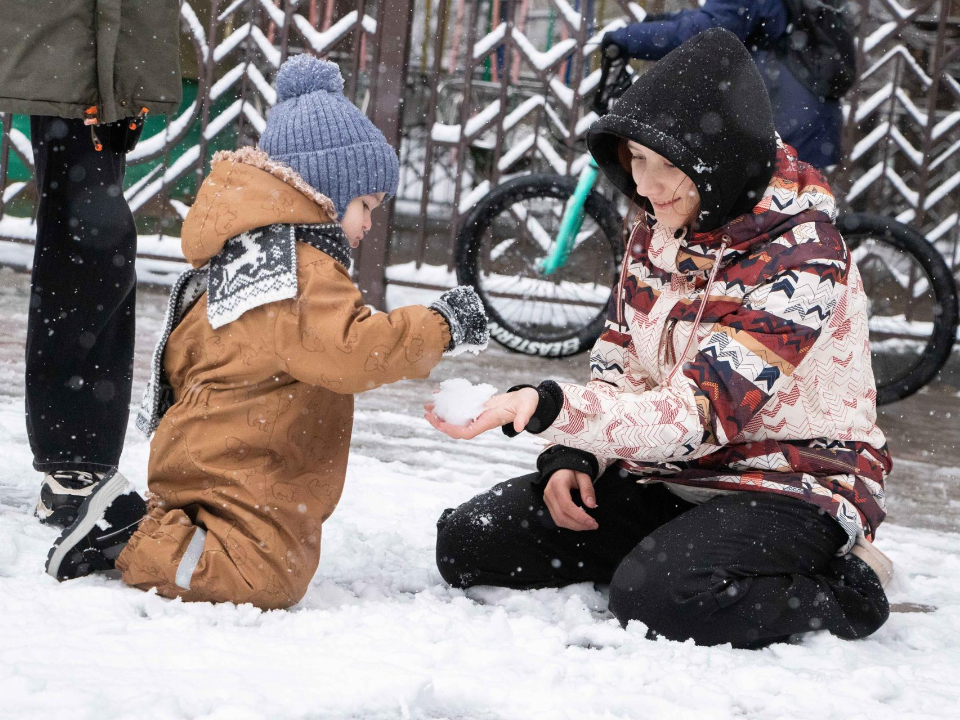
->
<box><xmin>633</xmin><ymin>169</ymin><xmax>661</xmax><ymax>198</ymax></box>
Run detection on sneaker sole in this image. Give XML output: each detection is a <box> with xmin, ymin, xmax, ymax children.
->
<box><xmin>45</xmin><ymin>469</ymin><xmax>126</xmax><ymax>581</ymax></box>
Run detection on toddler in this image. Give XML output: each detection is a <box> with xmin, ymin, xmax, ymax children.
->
<box><xmin>45</xmin><ymin>56</ymin><xmax>488</xmax><ymax>609</ymax></box>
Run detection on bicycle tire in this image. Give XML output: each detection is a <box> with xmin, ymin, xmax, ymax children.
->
<box><xmin>456</xmin><ymin>174</ymin><xmax>624</xmax><ymax>358</ymax></box>
<box><xmin>838</xmin><ymin>212</ymin><xmax>959</xmax><ymax>405</ymax></box>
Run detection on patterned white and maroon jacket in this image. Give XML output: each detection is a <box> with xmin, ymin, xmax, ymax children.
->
<box><xmin>532</xmin><ymin>142</ymin><xmax>891</xmax><ymax>551</ymax></box>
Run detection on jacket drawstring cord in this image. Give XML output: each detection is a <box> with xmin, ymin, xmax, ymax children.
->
<box><xmin>129</xmin><ymin>107</ymin><xmax>149</xmax><ymax>131</ymax></box>
<box><xmin>664</xmin><ymin>238</ymin><xmax>729</xmax><ymax>386</ymax></box>
<box><xmin>84</xmin><ymin>105</ymin><xmax>103</xmax><ymax>152</ymax></box>
<box><xmin>616</xmin><ymin>220</ymin><xmax>644</xmax><ymax>328</ymax></box>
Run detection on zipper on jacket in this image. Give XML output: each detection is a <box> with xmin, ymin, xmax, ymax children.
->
<box><xmin>794</xmin><ymin>447</ymin><xmax>860</xmax><ymax>474</ymax></box>
<box><xmin>616</xmin><ymin>221</ymin><xmax>643</xmax><ymax>327</ymax></box>
<box><xmin>662</xmin><ymin>317</ymin><xmax>678</xmax><ymax>369</ymax></box>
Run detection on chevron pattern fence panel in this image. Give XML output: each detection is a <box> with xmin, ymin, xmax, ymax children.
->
<box><xmin>834</xmin><ymin>0</ymin><xmax>960</xmax><ymax>269</ymax></box>
<box><xmin>394</xmin><ymin>0</ymin><xmax>649</xmax><ymax>272</ymax></box>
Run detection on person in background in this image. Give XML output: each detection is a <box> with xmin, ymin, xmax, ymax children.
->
<box><xmin>601</xmin><ymin>0</ymin><xmax>845</xmax><ymax>169</ymax></box>
<box><xmin>0</xmin><ymin>1</ymin><xmax>182</xmax><ymax>526</ymax></box>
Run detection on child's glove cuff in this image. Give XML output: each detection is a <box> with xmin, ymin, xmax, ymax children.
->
<box><xmin>430</xmin><ymin>286</ymin><xmax>489</xmax><ymax>356</ymax></box>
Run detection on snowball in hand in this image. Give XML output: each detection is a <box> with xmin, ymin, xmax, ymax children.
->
<box><xmin>432</xmin><ymin>378</ymin><xmax>498</xmax><ymax>426</ymax></box>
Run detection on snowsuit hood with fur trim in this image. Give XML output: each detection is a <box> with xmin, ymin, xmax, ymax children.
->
<box><xmin>180</xmin><ymin>147</ymin><xmax>339</xmax><ymax>268</ymax></box>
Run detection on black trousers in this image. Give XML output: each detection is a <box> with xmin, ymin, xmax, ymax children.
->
<box><xmin>26</xmin><ymin>116</ymin><xmax>137</xmax><ymax>473</ymax></box>
<box><xmin>436</xmin><ymin>468</ymin><xmax>889</xmax><ymax>649</ymax></box>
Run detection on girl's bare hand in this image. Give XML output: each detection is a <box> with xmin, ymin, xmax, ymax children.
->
<box><xmin>543</xmin><ymin>468</ymin><xmax>598</xmax><ymax>531</ymax></box>
<box><xmin>424</xmin><ymin>387</ymin><xmax>539</xmax><ymax>440</ymax></box>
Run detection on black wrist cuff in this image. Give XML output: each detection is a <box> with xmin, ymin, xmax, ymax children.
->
<box><xmin>500</xmin><ymin>381</ymin><xmax>565</xmax><ymax>437</ymax></box>
<box><xmin>527</xmin><ymin>380</ymin><xmax>564</xmax><ymax>433</ymax></box>
<box><xmin>501</xmin><ymin>385</ymin><xmax>534</xmax><ymax>437</ymax></box>
<box><xmin>536</xmin><ymin>445</ymin><xmax>600</xmax><ymax>483</ymax></box>
<box><xmin>428</xmin><ymin>300</ymin><xmax>460</xmax><ymax>351</ymax></box>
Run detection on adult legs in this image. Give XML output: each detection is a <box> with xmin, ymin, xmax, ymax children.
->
<box><xmin>435</xmin><ymin>468</ymin><xmax>693</xmax><ymax>589</ymax></box>
<box><xmin>608</xmin><ymin>492</ymin><xmax>890</xmax><ymax>648</ymax></box>
<box><xmin>27</xmin><ymin>116</ymin><xmax>137</xmax><ymax>473</ymax></box>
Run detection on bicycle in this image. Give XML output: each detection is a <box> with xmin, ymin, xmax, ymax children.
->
<box><xmin>455</xmin><ymin>53</ymin><xmax>959</xmax><ymax>406</ymax></box>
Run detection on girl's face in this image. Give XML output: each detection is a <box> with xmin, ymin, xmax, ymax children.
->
<box><xmin>625</xmin><ymin>140</ymin><xmax>700</xmax><ymax>231</ymax></box>
<box><xmin>341</xmin><ymin>192</ymin><xmax>386</xmax><ymax>248</ymax></box>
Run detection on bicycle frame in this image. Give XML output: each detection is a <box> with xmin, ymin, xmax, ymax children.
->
<box><xmin>537</xmin><ymin>157</ymin><xmax>600</xmax><ymax>275</ymax></box>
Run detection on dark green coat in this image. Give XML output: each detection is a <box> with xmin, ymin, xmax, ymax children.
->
<box><xmin>0</xmin><ymin>0</ymin><xmax>182</xmax><ymax>123</ymax></box>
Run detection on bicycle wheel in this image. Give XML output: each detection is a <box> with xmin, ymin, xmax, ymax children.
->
<box><xmin>838</xmin><ymin>213</ymin><xmax>959</xmax><ymax>405</ymax></box>
<box><xmin>456</xmin><ymin>174</ymin><xmax>624</xmax><ymax>357</ymax></box>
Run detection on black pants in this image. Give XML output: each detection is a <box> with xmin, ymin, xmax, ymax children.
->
<box><xmin>26</xmin><ymin>116</ymin><xmax>137</xmax><ymax>473</ymax></box>
<box><xmin>436</xmin><ymin>468</ymin><xmax>889</xmax><ymax>649</ymax></box>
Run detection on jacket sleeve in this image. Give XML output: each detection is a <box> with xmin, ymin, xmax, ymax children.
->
<box><xmin>573</xmin><ymin>309</ymin><xmax>655</xmax><ymax>474</ymax></box>
<box><xmin>534</xmin><ymin>232</ymin><xmax>849</xmax><ymax>462</ymax></box>
<box><xmin>607</xmin><ymin>0</ymin><xmax>769</xmax><ymax>61</ymax></box>
<box><xmin>523</xmin><ymin>302</ymin><xmax>657</xmax><ymax>479</ymax></box>
<box><xmin>274</xmin><ymin>249</ymin><xmax>451</xmax><ymax>394</ymax></box>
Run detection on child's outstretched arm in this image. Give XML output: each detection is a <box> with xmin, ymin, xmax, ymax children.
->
<box><xmin>274</xmin><ymin>250</ymin><xmax>486</xmax><ymax>393</ymax></box>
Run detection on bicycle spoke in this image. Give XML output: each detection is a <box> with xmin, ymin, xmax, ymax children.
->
<box><xmin>507</xmin><ymin>202</ymin><xmax>556</xmax><ymax>254</ymax></box>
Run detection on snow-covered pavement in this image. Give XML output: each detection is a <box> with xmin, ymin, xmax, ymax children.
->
<box><xmin>0</xmin><ymin>272</ymin><xmax>959</xmax><ymax>719</ymax></box>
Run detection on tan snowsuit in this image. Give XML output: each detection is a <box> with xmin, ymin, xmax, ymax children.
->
<box><xmin>116</xmin><ymin>149</ymin><xmax>450</xmax><ymax>609</ymax></box>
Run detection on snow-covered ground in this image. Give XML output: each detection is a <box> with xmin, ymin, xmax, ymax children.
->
<box><xmin>0</xmin><ymin>269</ymin><xmax>957</xmax><ymax>719</ymax></box>
<box><xmin>2</xmin><ymin>387</ymin><xmax>960</xmax><ymax>719</ymax></box>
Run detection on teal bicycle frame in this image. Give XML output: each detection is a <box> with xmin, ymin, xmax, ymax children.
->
<box><xmin>537</xmin><ymin>157</ymin><xmax>600</xmax><ymax>275</ymax></box>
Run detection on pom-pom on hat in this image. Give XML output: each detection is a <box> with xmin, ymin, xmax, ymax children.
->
<box><xmin>259</xmin><ymin>55</ymin><xmax>399</xmax><ymax>218</ymax></box>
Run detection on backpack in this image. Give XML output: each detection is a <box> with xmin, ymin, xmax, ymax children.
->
<box><xmin>778</xmin><ymin>0</ymin><xmax>858</xmax><ymax>100</ymax></box>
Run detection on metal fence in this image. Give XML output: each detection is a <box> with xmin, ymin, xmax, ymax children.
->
<box><xmin>0</xmin><ymin>0</ymin><xmax>957</xmax><ymax>307</ymax></box>
<box><xmin>833</xmin><ymin>0</ymin><xmax>960</xmax><ymax>269</ymax></box>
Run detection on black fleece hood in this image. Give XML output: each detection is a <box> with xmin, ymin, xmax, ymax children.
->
<box><xmin>587</xmin><ymin>28</ymin><xmax>777</xmax><ymax>233</ymax></box>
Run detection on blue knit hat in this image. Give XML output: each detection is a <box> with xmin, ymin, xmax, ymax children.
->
<box><xmin>259</xmin><ymin>55</ymin><xmax>399</xmax><ymax>218</ymax></box>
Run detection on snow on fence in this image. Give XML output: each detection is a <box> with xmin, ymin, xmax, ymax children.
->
<box><xmin>833</xmin><ymin>0</ymin><xmax>960</xmax><ymax>271</ymax></box>
<box><xmin>0</xmin><ymin>0</ymin><xmax>957</xmax><ymax>307</ymax></box>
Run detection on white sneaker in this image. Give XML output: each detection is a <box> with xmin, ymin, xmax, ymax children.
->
<box><xmin>45</xmin><ymin>469</ymin><xmax>146</xmax><ymax>582</ymax></box>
